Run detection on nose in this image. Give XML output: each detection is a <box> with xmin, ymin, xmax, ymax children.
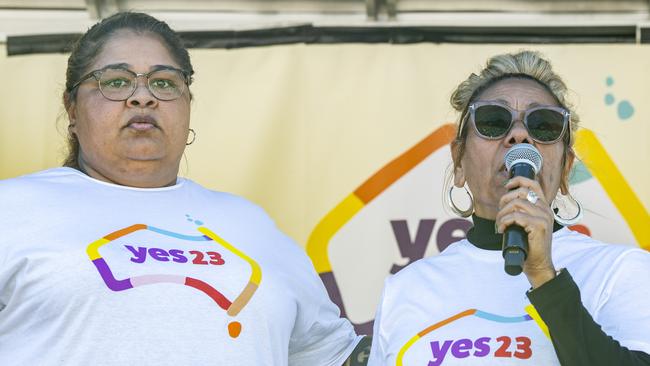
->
<box><xmin>126</xmin><ymin>77</ymin><xmax>158</xmax><ymax>108</ymax></box>
<box><xmin>504</xmin><ymin>112</ymin><xmax>532</xmax><ymax>146</ymax></box>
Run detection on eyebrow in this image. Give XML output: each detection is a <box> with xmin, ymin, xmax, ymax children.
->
<box><xmin>494</xmin><ymin>98</ymin><xmax>511</xmax><ymax>106</ymax></box>
<box><xmin>101</xmin><ymin>63</ymin><xmax>130</xmax><ymax>70</ymax></box>
<box><xmin>486</xmin><ymin>99</ymin><xmax>554</xmax><ymax>109</ymax></box>
<box><xmin>100</xmin><ymin>63</ymin><xmax>179</xmax><ymax>72</ymax></box>
<box><xmin>527</xmin><ymin>102</ymin><xmax>544</xmax><ymax>108</ymax></box>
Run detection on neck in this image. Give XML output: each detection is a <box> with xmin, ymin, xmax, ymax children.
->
<box><xmin>78</xmin><ymin>155</ymin><xmax>179</xmax><ymax>188</ymax></box>
<box><xmin>467</xmin><ymin>214</ymin><xmax>564</xmax><ymax>250</ymax></box>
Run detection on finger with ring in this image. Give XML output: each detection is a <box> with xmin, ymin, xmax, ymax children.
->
<box><xmin>526</xmin><ymin>189</ymin><xmax>539</xmax><ymax>205</ymax></box>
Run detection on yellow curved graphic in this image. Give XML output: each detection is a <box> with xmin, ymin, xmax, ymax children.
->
<box><xmin>396</xmin><ymin>308</ymin><xmax>546</xmax><ymax>366</ymax></box>
<box><xmin>306</xmin><ymin>194</ymin><xmax>365</xmax><ymax>273</ymax></box>
<box><xmin>306</xmin><ymin>124</ymin><xmax>456</xmax><ymax>274</ymax></box>
<box><xmin>574</xmin><ymin>129</ymin><xmax>649</xmax><ymax>249</ymax></box>
<box><xmin>198</xmin><ymin>227</ymin><xmax>262</xmax><ymax>316</ymax></box>
<box><xmin>307</xmin><ymin>125</ymin><xmax>649</xmax><ymax>276</ymax></box>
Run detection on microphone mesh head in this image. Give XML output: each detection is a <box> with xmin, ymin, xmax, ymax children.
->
<box><xmin>504</xmin><ymin>143</ymin><xmax>543</xmax><ymax>174</ymax></box>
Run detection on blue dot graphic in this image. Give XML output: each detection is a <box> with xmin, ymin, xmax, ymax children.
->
<box><xmin>604</xmin><ymin>94</ymin><xmax>615</xmax><ymax>105</ymax></box>
<box><xmin>569</xmin><ymin>161</ymin><xmax>592</xmax><ymax>185</ymax></box>
<box><xmin>606</xmin><ymin>76</ymin><xmax>614</xmax><ymax>86</ymax></box>
<box><xmin>617</xmin><ymin>101</ymin><xmax>634</xmax><ymax>120</ymax></box>
<box><xmin>185</xmin><ymin>214</ymin><xmax>204</xmax><ymax>226</ymax></box>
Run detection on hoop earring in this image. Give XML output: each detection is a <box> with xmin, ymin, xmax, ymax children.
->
<box><xmin>551</xmin><ymin>192</ymin><xmax>583</xmax><ymax>226</ymax></box>
<box><xmin>448</xmin><ymin>184</ymin><xmax>474</xmax><ymax>218</ymax></box>
<box><xmin>186</xmin><ymin>128</ymin><xmax>196</xmax><ymax>145</ymax></box>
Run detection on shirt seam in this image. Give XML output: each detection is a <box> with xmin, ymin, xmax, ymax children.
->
<box><xmin>57</xmin><ymin>167</ymin><xmax>187</xmax><ymax>192</ymax></box>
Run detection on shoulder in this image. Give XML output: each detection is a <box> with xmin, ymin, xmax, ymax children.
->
<box><xmin>182</xmin><ymin>179</ymin><xmax>275</xmax><ymax>225</ymax></box>
<box><xmin>384</xmin><ymin>239</ymin><xmax>468</xmax><ymax>289</ymax></box>
<box><xmin>0</xmin><ymin>167</ymin><xmax>81</xmax><ymax>200</ymax></box>
<box><xmin>553</xmin><ymin>228</ymin><xmax>646</xmax><ymax>264</ymax></box>
<box><xmin>0</xmin><ymin>167</ymin><xmax>78</xmax><ymax>186</ymax></box>
<box><xmin>182</xmin><ymin>179</ymin><xmax>309</xmax><ymax>256</ymax></box>
<box><xmin>552</xmin><ymin>228</ymin><xmax>650</xmax><ymax>299</ymax></box>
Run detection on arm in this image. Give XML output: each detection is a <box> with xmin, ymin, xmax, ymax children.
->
<box><xmin>527</xmin><ymin>269</ymin><xmax>650</xmax><ymax>366</ymax></box>
<box><xmin>343</xmin><ymin>336</ymin><xmax>372</xmax><ymax>366</ymax></box>
<box><xmin>497</xmin><ymin>177</ymin><xmax>650</xmax><ymax>365</ymax></box>
<box><xmin>285</xmin><ymin>242</ymin><xmax>362</xmax><ymax>366</ymax></box>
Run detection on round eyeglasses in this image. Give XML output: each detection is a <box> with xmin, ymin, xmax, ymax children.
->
<box><xmin>70</xmin><ymin>66</ymin><xmax>191</xmax><ymax>101</ymax></box>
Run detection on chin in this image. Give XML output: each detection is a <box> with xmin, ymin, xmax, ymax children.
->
<box><xmin>123</xmin><ymin>148</ymin><xmax>167</xmax><ymax>162</ymax></box>
<box><xmin>126</xmin><ymin>155</ymin><xmax>166</xmax><ymax>163</ymax></box>
<box><xmin>121</xmin><ymin>142</ymin><xmax>167</xmax><ymax>160</ymax></box>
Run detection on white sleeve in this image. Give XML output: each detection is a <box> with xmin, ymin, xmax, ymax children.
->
<box><xmin>367</xmin><ymin>279</ymin><xmax>389</xmax><ymax>366</ymax></box>
<box><xmin>288</xmin><ymin>254</ymin><xmax>361</xmax><ymax>366</ymax></box>
<box><xmin>596</xmin><ymin>248</ymin><xmax>650</xmax><ymax>354</ymax></box>
<box><xmin>0</xmin><ymin>187</ymin><xmax>12</xmax><ymax>313</ymax></box>
<box><xmin>228</xmin><ymin>199</ymin><xmax>361</xmax><ymax>365</ymax></box>
<box><xmin>0</xmin><ymin>255</ymin><xmax>7</xmax><ymax>312</ymax></box>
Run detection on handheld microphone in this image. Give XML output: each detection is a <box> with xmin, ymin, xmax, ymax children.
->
<box><xmin>502</xmin><ymin>143</ymin><xmax>543</xmax><ymax>276</ymax></box>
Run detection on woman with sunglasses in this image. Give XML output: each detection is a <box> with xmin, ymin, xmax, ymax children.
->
<box><xmin>368</xmin><ymin>51</ymin><xmax>650</xmax><ymax>365</ymax></box>
<box><xmin>0</xmin><ymin>12</ymin><xmax>363</xmax><ymax>365</ymax></box>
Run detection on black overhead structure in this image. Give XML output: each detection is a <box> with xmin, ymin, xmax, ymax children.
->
<box><xmin>2</xmin><ymin>0</ymin><xmax>650</xmax><ymax>55</ymax></box>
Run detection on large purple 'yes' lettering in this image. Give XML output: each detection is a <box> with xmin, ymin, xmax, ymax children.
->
<box><xmin>125</xmin><ymin>245</ymin><xmax>147</xmax><ymax>263</ymax></box>
<box><xmin>436</xmin><ymin>219</ymin><xmax>472</xmax><ymax>252</ymax></box>
<box><xmin>429</xmin><ymin>340</ymin><xmax>452</xmax><ymax>366</ymax></box>
<box><xmin>390</xmin><ymin>219</ymin><xmax>436</xmax><ymax>274</ymax></box>
<box><xmin>451</xmin><ymin>338</ymin><xmax>472</xmax><ymax>358</ymax></box>
<box><xmin>169</xmin><ymin>249</ymin><xmax>188</xmax><ymax>263</ymax></box>
<box><xmin>149</xmin><ymin>247</ymin><xmax>169</xmax><ymax>261</ymax></box>
<box><xmin>473</xmin><ymin>337</ymin><xmax>491</xmax><ymax>357</ymax></box>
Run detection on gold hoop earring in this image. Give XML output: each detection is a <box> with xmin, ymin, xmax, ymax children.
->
<box><xmin>551</xmin><ymin>191</ymin><xmax>583</xmax><ymax>226</ymax></box>
<box><xmin>186</xmin><ymin>128</ymin><xmax>196</xmax><ymax>146</ymax></box>
<box><xmin>448</xmin><ymin>184</ymin><xmax>474</xmax><ymax>218</ymax></box>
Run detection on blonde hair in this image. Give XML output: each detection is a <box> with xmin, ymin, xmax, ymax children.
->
<box><xmin>444</xmin><ymin>51</ymin><xmax>579</xmax><ymax>212</ymax></box>
<box><xmin>451</xmin><ymin>50</ymin><xmax>578</xmax><ymax>161</ymax></box>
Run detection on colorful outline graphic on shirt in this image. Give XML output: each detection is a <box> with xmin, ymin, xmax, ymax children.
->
<box><xmin>395</xmin><ymin>306</ymin><xmax>549</xmax><ymax>366</ymax></box>
<box><xmin>306</xmin><ymin>123</ymin><xmax>650</xmax><ymax>334</ymax></box>
<box><xmin>86</xmin><ymin>224</ymin><xmax>262</xmax><ymax>338</ymax></box>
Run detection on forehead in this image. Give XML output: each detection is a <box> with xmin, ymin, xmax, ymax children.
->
<box><xmin>475</xmin><ymin>78</ymin><xmax>559</xmax><ymax>108</ymax></box>
<box><xmin>89</xmin><ymin>30</ymin><xmax>179</xmax><ymax>72</ymax></box>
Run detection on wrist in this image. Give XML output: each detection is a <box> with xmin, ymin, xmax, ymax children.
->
<box><xmin>526</xmin><ymin>267</ymin><xmax>558</xmax><ymax>289</ymax></box>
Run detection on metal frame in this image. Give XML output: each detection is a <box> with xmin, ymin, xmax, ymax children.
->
<box><xmin>2</xmin><ymin>0</ymin><xmax>650</xmax><ymax>48</ymax></box>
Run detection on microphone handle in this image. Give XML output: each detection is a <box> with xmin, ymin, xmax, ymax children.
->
<box><xmin>503</xmin><ymin>226</ymin><xmax>527</xmax><ymax>275</ymax></box>
<box><xmin>502</xmin><ymin>162</ymin><xmax>536</xmax><ymax>276</ymax></box>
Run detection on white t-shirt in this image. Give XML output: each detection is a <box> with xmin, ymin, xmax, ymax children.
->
<box><xmin>368</xmin><ymin>227</ymin><xmax>650</xmax><ymax>365</ymax></box>
<box><xmin>0</xmin><ymin>168</ymin><xmax>360</xmax><ymax>366</ymax></box>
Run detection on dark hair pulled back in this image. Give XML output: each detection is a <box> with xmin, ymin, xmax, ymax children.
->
<box><xmin>63</xmin><ymin>12</ymin><xmax>194</xmax><ymax>168</ymax></box>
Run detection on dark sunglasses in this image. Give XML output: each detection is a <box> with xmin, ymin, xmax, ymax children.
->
<box><xmin>459</xmin><ymin>101</ymin><xmax>570</xmax><ymax>144</ymax></box>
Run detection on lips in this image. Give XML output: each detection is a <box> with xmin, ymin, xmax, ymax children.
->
<box><xmin>126</xmin><ymin>115</ymin><xmax>159</xmax><ymax>131</ymax></box>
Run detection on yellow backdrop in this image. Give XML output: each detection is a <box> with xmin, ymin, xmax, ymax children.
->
<box><xmin>2</xmin><ymin>43</ymin><xmax>648</xmax><ymax>333</ymax></box>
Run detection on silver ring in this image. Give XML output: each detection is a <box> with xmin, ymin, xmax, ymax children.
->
<box><xmin>526</xmin><ymin>189</ymin><xmax>539</xmax><ymax>205</ymax></box>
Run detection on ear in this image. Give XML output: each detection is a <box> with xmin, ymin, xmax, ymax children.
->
<box><xmin>560</xmin><ymin>147</ymin><xmax>575</xmax><ymax>195</ymax></box>
<box><xmin>450</xmin><ymin>140</ymin><xmax>466</xmax><ymax>188</ymax></box>
<box><xmin>64</xmin><ymin>91</ymin><xmax>78</xmax><ymax>133</ymax></box>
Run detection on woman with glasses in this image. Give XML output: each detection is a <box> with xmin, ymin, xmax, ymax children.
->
<box><xmin>0</xmin><ymin>12</ymin><xmax>362</xmax><ymax>365</ymax></box>
<box><xmin>368</xmin><ymin>51</ymin><xmax>650</xmax><ymax>365</ymax></box>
